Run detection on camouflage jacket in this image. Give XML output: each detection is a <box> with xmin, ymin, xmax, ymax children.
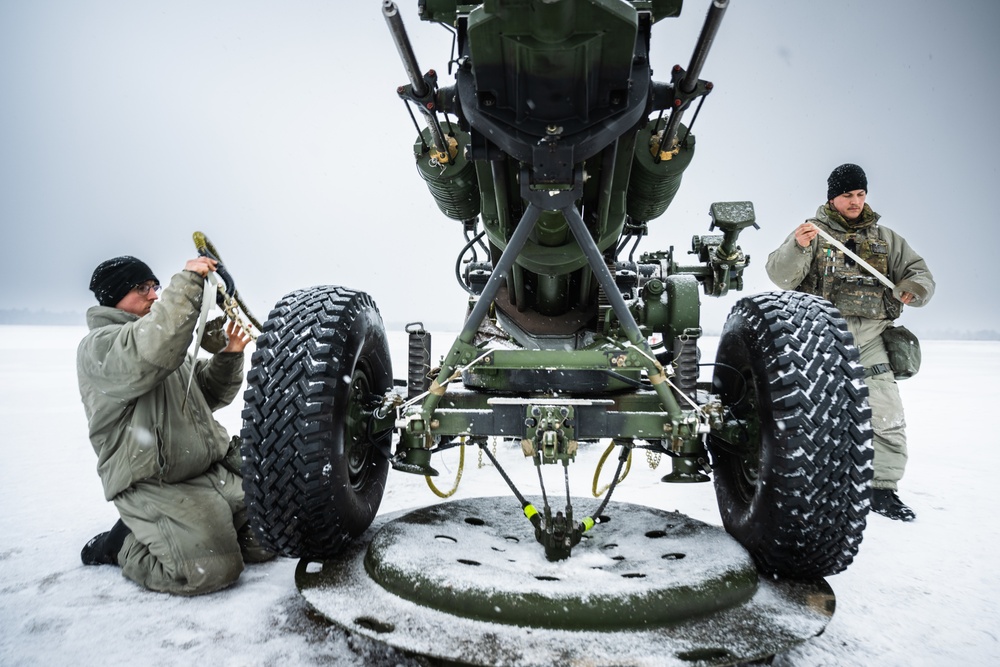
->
<box><xmin>765</xmin><ymin>204</ymin><xmax>935</xmax><ymax>321</ymax></box>
<box><xmin>77</xmin><ymin>270</ymin><xmax>244</xmax><ymax>500</ymax></box>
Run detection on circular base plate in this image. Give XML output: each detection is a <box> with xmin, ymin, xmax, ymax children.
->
<box><xmin>297</xmin><ymin>497</ymin><xmax>835</xmax><ymax>667</ymax></box>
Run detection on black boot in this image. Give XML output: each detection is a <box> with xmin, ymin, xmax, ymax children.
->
<box><xmin>81</xmin><ymin>518</ymin><xmax>131</xmax><ymax>566</ymax></box>
<box><xmin>871</xmin><ymin>489</ymin><xmax>916</xmax><ymax>522</ymax></box>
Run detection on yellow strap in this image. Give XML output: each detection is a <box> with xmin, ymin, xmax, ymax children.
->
<box><xmin>592</xmin><ymin>441</ymin><xmax>632</xmax><ymax>497</ymax></box>
<box><xmin>424</xmin><ymin>439</ymin><xmax>465</xmax><ymax>498</ymax></box>
<box><xmin>523</xmin><ymin>504</ymin><xmax>538</xmax><ymax>520</ymax></box>
<box><xmin>582</xmin><ymin>516</ymin><xmax>595</xmax><ymax>532</ymax></box>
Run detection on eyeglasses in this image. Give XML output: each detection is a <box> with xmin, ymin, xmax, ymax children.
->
<box><xmin>134</xmin><ymin>282</ymin><xmax>162</xmax><ymax>296</ymax></box>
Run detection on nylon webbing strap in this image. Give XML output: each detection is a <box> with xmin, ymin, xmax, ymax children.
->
<box><xmin>813</xmin><ymin>227</ymin><xmax>896</xmax><ymax>291</ymax></box>
<box><xmin>183</xmin><ymin>272</ymin><xmax>220</xmax><ymax>408</ymax></box>
<box><xmin>865</xmin><ymin>363</ymin><xmax>893</xmax><ymax>378</ymax></box>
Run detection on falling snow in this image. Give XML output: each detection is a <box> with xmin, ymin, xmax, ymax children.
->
<box><xmin>1</xmin><ymin>327</ymin><xmax>998</xmax><ymax>666</ymax></box>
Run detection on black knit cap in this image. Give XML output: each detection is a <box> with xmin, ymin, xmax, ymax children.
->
<box><xmin>827</xmin><ymin>163</ymin><xmax>868</xmax><ymax>200</ymax></box>
<box><xmin>89</xmin><ymin>256</ymin><xmax>159</xmax><ymax>307</ymax></box>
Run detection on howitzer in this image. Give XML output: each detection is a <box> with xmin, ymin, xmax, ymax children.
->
<box><xmin>383</xmin><ymin>0</ymin><xmax>761</xmax><ymax>562</ymax></box>
<box><xmin>241</xmin><ymin>0</ymin><xmax>873</xmax><ymax>585</ymax></box>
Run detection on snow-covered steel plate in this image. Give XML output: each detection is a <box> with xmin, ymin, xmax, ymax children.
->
<box><xmin>297</xmin><ymin>497</ymin><xmax>834</xmax><ymax>667</ymax></box>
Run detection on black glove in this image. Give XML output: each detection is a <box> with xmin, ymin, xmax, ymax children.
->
<box><xmin>222</xmin><ymin>435</ymin><xmax>244</xmax><ymax>476</ymax></box>
<box><xmin>200</xmin><ymin>315</ymin><xmax>229</xmax><ymax>354</ymax></box>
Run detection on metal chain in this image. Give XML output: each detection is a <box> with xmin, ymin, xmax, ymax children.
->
<box><xmin>477</xmin><ymin>437</ymin><xmax>497</xmax><ymax>469</ymax></box>
<box><xmin>646</xmin><ymin>449</ymin><xmax>661</xmax><ymax>469</ymax></box>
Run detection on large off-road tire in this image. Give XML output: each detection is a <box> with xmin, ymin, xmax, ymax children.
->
<box><xmin>240</xmin><ymin>286</ymin><xmax>392</xmax><ymax>559</ymax></box>
<box><xmin>709</xmin><ymin>291</ymin><xmax>873</xmax><ymax>578</ymax></box>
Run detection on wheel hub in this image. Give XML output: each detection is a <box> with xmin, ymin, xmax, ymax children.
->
<box><xmin>346</xmin><ymin>371</ymin><xmax>374</xmax><ymax>488</ymax></box>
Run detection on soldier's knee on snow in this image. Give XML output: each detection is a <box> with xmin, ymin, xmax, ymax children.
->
<box><xmin>177</xmin><ymin>553</ymin><xmax>245</xmax><ymax>596</ymax></box>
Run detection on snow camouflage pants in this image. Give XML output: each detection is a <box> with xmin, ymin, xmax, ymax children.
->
<box><xmin>849</xmin><ymin>317</ymin><xmax>908</xmax><ymax>490</ymax></box>
<box><xmin>112</xmin><ymin>462</ymin><xmax>273</xmax><ymax>596</ymax></box>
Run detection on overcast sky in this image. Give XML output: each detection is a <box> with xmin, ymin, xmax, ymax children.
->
<box><xmin>1</xmin><ymin>1</ymin><xmax>998</xmax><ymax>335</ymax></box>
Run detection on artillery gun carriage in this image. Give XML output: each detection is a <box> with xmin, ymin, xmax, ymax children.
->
<box><xmin>234</xmin><ymin>1</ymin><xmax>874</xmax><ymax>663</ymax></box>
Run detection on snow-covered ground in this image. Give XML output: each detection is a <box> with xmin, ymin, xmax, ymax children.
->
<box><xmin>1</xmin><ymin>324</ymin><xmax>998</xmax><ymax>666</ymax></box>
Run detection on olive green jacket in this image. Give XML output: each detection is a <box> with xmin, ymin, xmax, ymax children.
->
<box><xmin>766</xmin><ymin>204</ymin><xmax>935</xmax><ymax>312</ymax></box>
<box><xmin>77</xmin><ymin>270</ymin><xmax>244</xmax><ymax>500</ymax></box>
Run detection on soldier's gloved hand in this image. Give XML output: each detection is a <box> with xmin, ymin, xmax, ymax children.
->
<box><xmin>222</xmin><ymin>435</ymin><xmax>244</xmax><ymax>476</ymax></box>
<box><xmin>200</xmin><ymin>315</ymin><xmax>229</xmax><ymax>354</ymax></box>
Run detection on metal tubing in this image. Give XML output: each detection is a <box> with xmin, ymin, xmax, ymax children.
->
<box><xmin>383</xmin><ymin>1</ymin><xmax>428</xmax><ymax>98</ymax></box>
<box><xmin>459</xmin><ymin>205</ymin><xmax>543</xmax><ymax>345</ymax></box>
<box><xmin>561</xmin><ymin>205</ymin><xmax>643</xmax><ymax>347</ymax></box>
<box><xmin>418</xmin><ymin>205</ymin><xmax>544</xmax><ymax>419</ymax></box>
<box><xmin>661</xmin><ymin>0</ymin><xmax>729</xmax><ymax>150</ymax></box>
<box><xmin>596</xmin><ymin>140</ymin><xmax>619</xmax><ymax>239</ymax></box>
<box><xmin>681</xmin><ymin>0</ymin><xmax>729</xmax><ymax>95</ymax></box>
<box><xmin>477</xmin><ymin>440</ymin><xmax>531</xmax><ymax>508</ymax></box>
<box><xmin>560</xmin><ymin>205</ymin><xmax>683</xmax><ymax>418</ymax></box>
<box><xmin>383</xmin><ymin>0</ymin><xmax>449</xmax><ymax>155</ymax></box>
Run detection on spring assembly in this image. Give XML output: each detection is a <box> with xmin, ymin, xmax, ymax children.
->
<box><xmin>672</xmin><ymin>335</ymin><xmax>699</xmax><ymax>402</ymax></box>
<box><xmin>406</xmin><ymin>322</ymin><xmax>432</xmax><ymax>399</ymax></box>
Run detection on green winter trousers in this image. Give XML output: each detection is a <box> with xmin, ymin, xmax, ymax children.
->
<box><xmin>848</xmin><ymin>317</ymin><xmax>908</xmax><ymax>490</ymax></box>
<box><xmin>112</xmin><ymin>462</ymin><xmax>273</xmax><ymax>596</ymax></box>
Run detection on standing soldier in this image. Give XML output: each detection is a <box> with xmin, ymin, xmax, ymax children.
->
<box><xmin>765</xmin><ymin>164</ymin><xmax>935</xmax><ymax>521</ymax></box>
